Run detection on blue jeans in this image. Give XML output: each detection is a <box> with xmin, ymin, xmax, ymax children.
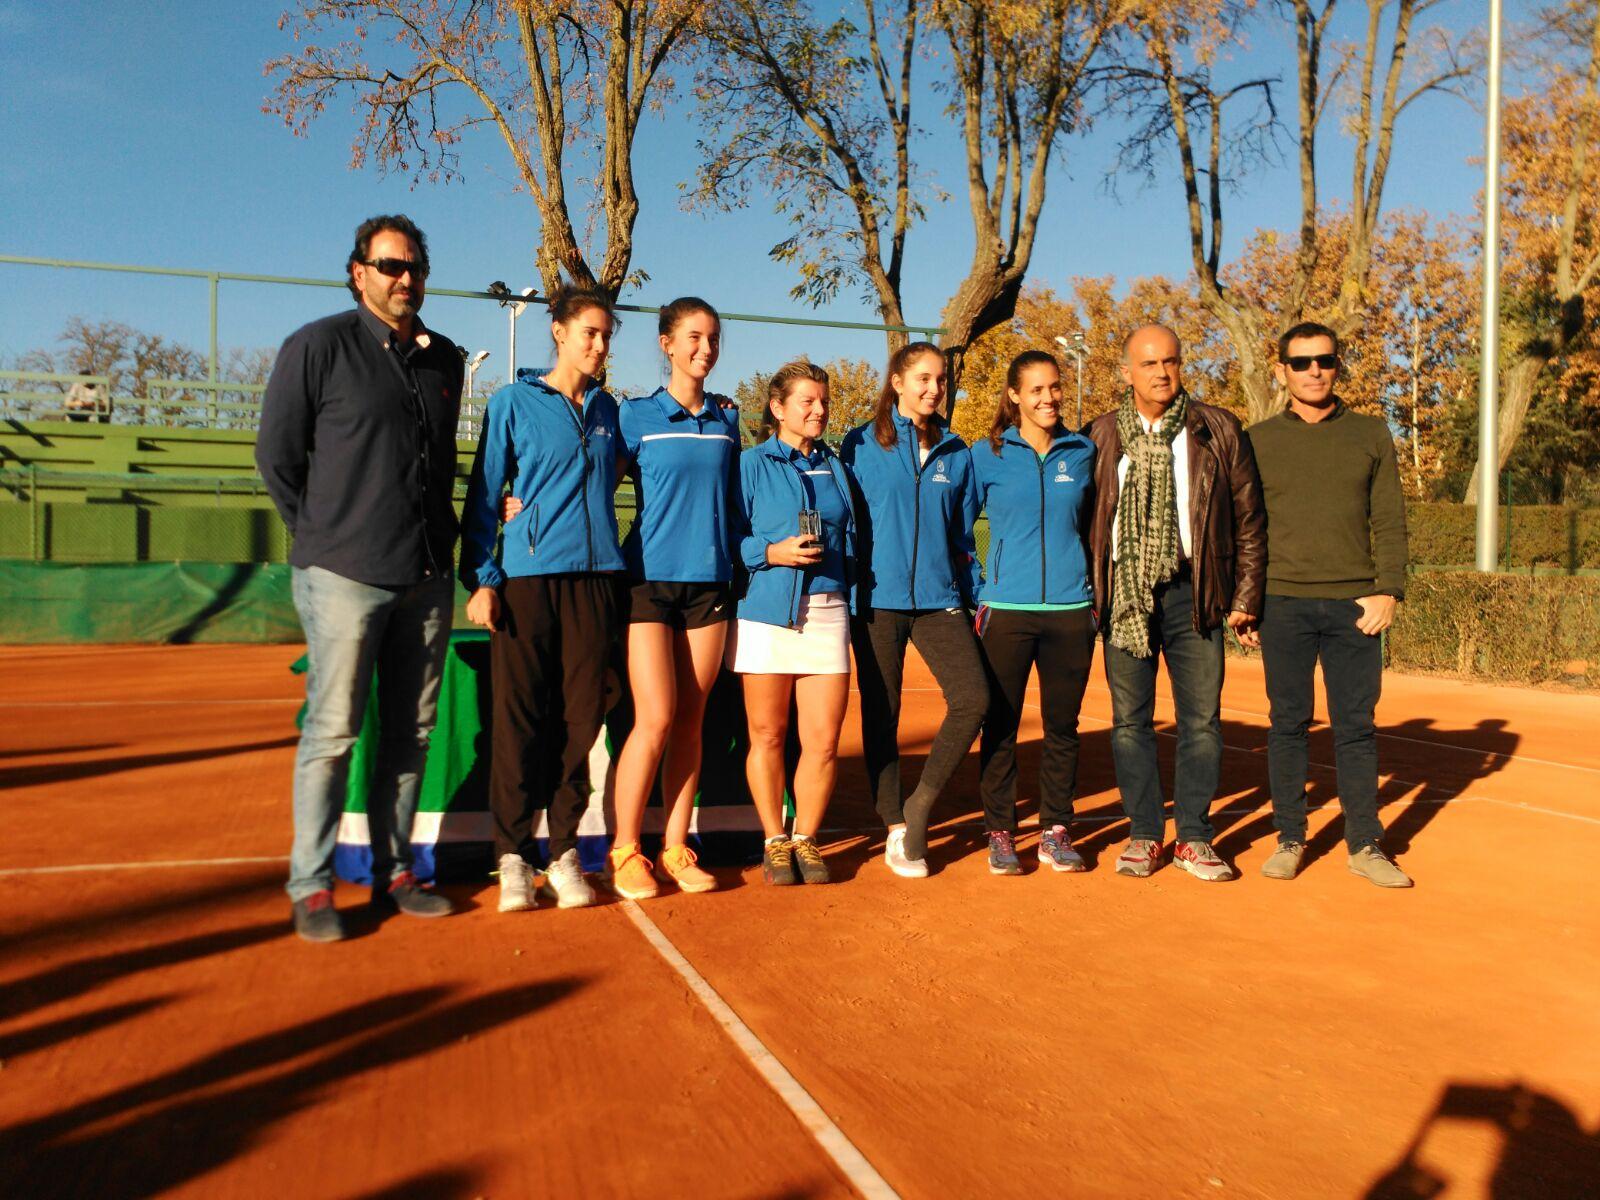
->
<box><xmin>1259</xmin><ymin>594</ymin><xmax>1385</xmax><ymax>851</ymax></box>
<box><xmin>1103</xmin><ymin>572</ymin><xmax>1224</xmax><ymax>843</ymax></box>
<box><xmin>287</xmin><ymin>565</ymin><xmax>454</xmax><ymax>901</ymax></box>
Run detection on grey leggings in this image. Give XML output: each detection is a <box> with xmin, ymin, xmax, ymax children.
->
<box><xmin>850</xmin><ymin>607</ymin><xmax>989</xmax><ymax>826</ymax></box>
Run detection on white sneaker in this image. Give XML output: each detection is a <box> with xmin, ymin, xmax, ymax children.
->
<box><xmin>541</xmin><ymin>848</ymin><xmax>597</xmax><ymax>908</ymax></box>
<box><xmin>884</xmin><ymin>827</ymin><xmax>928</xmax><ymax>879</ymax></box>
<box><xmin>497</xmin><ymin>854</ymin><xmax>537</xmax><ymax>913</ymax></box>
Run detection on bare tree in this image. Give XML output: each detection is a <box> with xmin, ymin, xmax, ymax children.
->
<box><xmin>1114</xmin><ymin>0</ymin><xmax>1476</xmax><ymax>423</ymax></box>
<box><xmin>267</xmin><ymin>0</ymin><xmax>704</xmax><ymax>295</ymax></box>
<box><xmin>694</xmin><ymin>0</ymin><xmax>1119</xmax><ymax>406</ymax></box>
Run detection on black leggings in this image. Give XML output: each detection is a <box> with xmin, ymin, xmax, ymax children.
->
<box><xmin>976</xmin><ymin>606</ymin><xmax>1096</xmax><ymax>833</ymax></box>
<box><xmin>490</xmin><ymin>574</ymin><xmax>619</xmax><ymax>862</ymax></box>
<box><xmin>851</xmin><ymin>607</ymin><xmax>988</xmax><ymax>827</ymax></box>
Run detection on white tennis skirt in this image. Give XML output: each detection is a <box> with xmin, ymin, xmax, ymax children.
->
<box><xmin>727</xmin><ymin>591</ymin><xmax>851</xmax><ymax>675</ymax></box>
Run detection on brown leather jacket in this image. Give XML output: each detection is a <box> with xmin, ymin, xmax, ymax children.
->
<box><xmin>1085</xmin><ymin>397</ymin><xmax>1267</xmax><ymax>634</ymax></box>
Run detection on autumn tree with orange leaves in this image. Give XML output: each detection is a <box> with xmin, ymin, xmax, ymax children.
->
<box><xmin>267</xmin><ymin>0</ymin><xmax>705</xmax><ymax>296</ymax></box>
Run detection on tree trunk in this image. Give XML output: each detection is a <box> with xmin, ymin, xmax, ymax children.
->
<box><xmin>1462</xmin><ymin>349</ymin><xmax>1546</xmax><ymax>503</ymax></box>
<box><xmin>938</xmin><ymin>268</ymin><xmax>1023</xmax><ymax>418</ymax></box>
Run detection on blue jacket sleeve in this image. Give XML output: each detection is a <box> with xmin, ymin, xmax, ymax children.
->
<box><xmin>458</xmin><ymin>389</ymin><xmax>515</xmax><ymax>591</ymax></box>
<box><xmin>951</xmin><ymin>448</ymin><xmax>982</xmax><ymax>604</ymax></box>
<box><xmin>254</xmin><ymin>330</ymin><xmax>316</xmax><ymax>534</ymax></box>
<box><xmin>736</xmin><ymin>453</ymin><xmax>772</xmax><ymax>572</ymax></box>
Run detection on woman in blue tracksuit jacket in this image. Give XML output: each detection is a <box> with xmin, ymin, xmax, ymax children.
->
<box><xmin>460</xmin><ymin>285</ymin><xmax>624</xmax><ymax>914</ymax></box>
<box><xmin>840</xmin><ymin>341</ymin><xmax>989</xmax><ymax>879</ymax></box>
<box><xmin>972</xmin><ymin>350</ymin><xmax>1098</xmax><ymax>877</ymax></box>
<box><xmin>728</xmin><ymin>360</ymin><xmax>859</xmax><ymax>886</ymax></box>
<box><xmin>608</xmin><ymin>296</ymin><xmax>742</xmax><ymax>902</ymax></box>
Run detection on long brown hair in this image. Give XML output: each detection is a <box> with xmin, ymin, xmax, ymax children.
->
<box><xmin>762</xmin><ymin>359</ymin><xmax>830</xmax><ymax>439</ymax></box>
<box><xmin>988</xmin><ymin>350</ymin><xmax>1061</xmax><ymax>451</ymax></box>
<box><xmin>872</xmin><ymin>341</ymin><xmax>944</xmax><ymax>448</ymax></box>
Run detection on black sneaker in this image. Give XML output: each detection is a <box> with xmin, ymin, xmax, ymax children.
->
<box><xmin>372</xmin><ymin>871</ymin><xmax>456</xmax><ymax>917</ymax></box>
<box><xmin>791</xmin><ymin>836</ymin><xmax>831</xmax><ymax>884</ymax></box>
<box><xmin>762</xmin><ymin>837</ymin><xmax>797</xmax><ymax>885</ymax></box>
<box><xmin>292</xmin><ymin>889</ymin><xmax>347</xmax><ymax>943</ymax></box>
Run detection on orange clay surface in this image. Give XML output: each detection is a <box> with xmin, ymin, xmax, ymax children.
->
<box><xmin>1</xmin><ymin>643</ymin><xmax>1596</xmax><ymax>1199</ymax></box>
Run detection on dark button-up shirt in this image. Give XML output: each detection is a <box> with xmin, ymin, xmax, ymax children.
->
<box><xmin>257</xmin><ymin>304</ymin><xmax>463</xmax><ymax>586</ymax></box>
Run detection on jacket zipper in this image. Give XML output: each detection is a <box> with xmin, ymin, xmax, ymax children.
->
<box><xmin>556</xmin><ymin>390</ymin><xmax>595</xmax><ymax>571</ymax></box>
<box><xmin>1036</xmin><ymin>447</ymin><xmax>1048</xmax><ymax>602</ymax></box>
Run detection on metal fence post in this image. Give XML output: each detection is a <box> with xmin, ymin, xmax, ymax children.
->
<box><xmin>208</xmin><ymin>272</ymin><xmax>219</xmax><ymax>384</ymax></box>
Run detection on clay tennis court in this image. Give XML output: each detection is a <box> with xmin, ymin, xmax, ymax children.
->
<box><xmin>1</xmin><ymin>643</ymin><xmax>1595</xmax><ymax>1199</ymax></box>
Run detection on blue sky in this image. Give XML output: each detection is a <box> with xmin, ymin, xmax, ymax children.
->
<box><xmin>0</xmin><ymin>0</ymin><xmax>1510</xmax><ymax>398</ymax></box>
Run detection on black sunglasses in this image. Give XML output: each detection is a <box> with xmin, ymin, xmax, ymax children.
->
<box><xmin>1285</xmin><ymin>353</ymin><xmax>1338</xmax><ymax>371</ymax></box>
<box><xmin>362</xmin><ymin>257</ymin><xmax>429</xmax><ymax>279</ymax></box>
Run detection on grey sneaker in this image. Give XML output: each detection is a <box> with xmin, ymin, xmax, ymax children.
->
<box><xmin>542</xmin><ymin>848</ymin><xmax>597</xmax><ymax>908</ymax></box>
<box><xmin>884</xmin><ymin>827</ymin><xmax>928</xmax><ymax>879</ymax></box>
<box><xmin>1261</xmin><ymin>840</ymin><xmax>1306</xmax><ymax>880</ymax></box>
<box><xmin>1115</xmin><ymin>838</ymin><xmax>1162</xmax><ymax>878</ymax></box>
<box><xmin>763</xmin><ymin>837</ymin><xmax>798</xmax><ymax>885</ymax></box>
<box><xmin>1038</xmin><ymin>824</ymin><xmax>1087</xmax><ymax>873</ymax></box>
<box><xmin>987</xmin><ymin>830</ymin><xmax>1023</xmax><ymax>875</ymax></box>
<box><xmin>1173</xmin><ymin>841</ymin><xmax>1236</xmax><ymax>882</ymax></box>
<box><xmin>291</xmin><ymin>889</ymin><xmax>347</xmax><ymax>943</ymax></box>
<box><xmin>373</xmin><ymin>871</ymin><xmax>457</xmax><ymax>917</ymax></box>
<box><xmin>791</xmin><ymin>836</ymin><xmax>831</xmax><ymax>884</ymax></box>
<box><xmin>1348</xmin><ymin>845</ymin><xmax>1413</xmax><ymax>888</ymax></box>
<box><xmin>497</xmin><ymin>854</ymin><xmax>537</xmax><ymax>912</ymax></box>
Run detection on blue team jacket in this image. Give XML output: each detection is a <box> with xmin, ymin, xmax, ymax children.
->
<box><xmin>839</xmin><ymin>412</ymin><xmax>981</xmax><ymax>611</ymax></box>
<box><xmin>458</xmin><ymin>369</ymin><xmax>625</xmax><ymax>590</ymax></box>
<box><xmin>619</xmin><ymin>387</ymin><xmax>741</xmax><ymax>583</ymax></box>
<box><xmin>735</xmin><ymin>435</ymin><xmax>859</xmax><ymax>628</ymax></box>
<box><xmin>973</xmin><ymin>428</ymin><xmax>1096</xmax><ymax>605</ymax></box>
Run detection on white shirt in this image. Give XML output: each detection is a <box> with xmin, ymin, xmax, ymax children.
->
<box><xmin>1111</xmin><ymin>415</ymin><xmax>1192</xmax><ymax>562</ymax></box>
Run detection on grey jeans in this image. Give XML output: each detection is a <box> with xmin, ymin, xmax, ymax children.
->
<box><xmin>287</xmin><ymin>565</ymin><xmax>453</xmax><ymax>901</ymax></box>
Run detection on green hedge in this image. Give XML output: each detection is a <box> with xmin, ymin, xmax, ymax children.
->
<box><xmin>1407</xmin><ymin>503</ymin><xmax>1600</xmax><ymax>571</ymax></box>
<box><xmin>1387</xmin><ymin>573</ymin><xmax>1600</xmax><ymax>687</ymax></box>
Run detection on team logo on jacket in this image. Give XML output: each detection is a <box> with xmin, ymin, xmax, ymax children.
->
<box><xmin>1054</xmin><ymin>459</ymin><xmax>1074</xmax><ymax>482</ymax></box>
<box><xmin>931</xmin><ymin>457</ymin><xmax>951</xmax><ymax>483</ymax></box>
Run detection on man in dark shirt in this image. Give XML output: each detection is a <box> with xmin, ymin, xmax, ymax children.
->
<box><xmin>1244</xmin><ymin>321</ymin><xmax>1412</xmax><ymax>887</ymax></box>
<box><xmin>257</xmin><ymin>214</ymin><xmax>464</xmax><ymax>940</ymax></box>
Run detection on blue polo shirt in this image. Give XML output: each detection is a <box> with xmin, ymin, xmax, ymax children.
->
<box><xmin>619</xmin><ymin>387</ymin><xmax>741</xmax><ymax>583</ymax></box>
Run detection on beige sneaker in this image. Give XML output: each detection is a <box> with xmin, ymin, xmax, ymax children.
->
<box><xmin>659</xmin><ymin>844</ymin><xmax>718</xmax><ymax>893</ymax></box>
<box><xmin>1348</xmin><ymin>845</ymin><xmax>1413</xmax><ymax>888</ymax></box>
<box><xmin>1261</xmin><ymin>841</ymin><xmax>1306</xmax><ymax>880</ymax></box>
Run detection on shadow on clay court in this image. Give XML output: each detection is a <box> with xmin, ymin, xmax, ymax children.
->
<box><xmin>0</xmin><ymin>736</ymin><xmax>301</xmax><ymax>790</ymax></box>
<box><xmin>0</xmin><ymin>978</ymin><xmax>585</xmax><ymax>1199</ymax></box>
<box><xmin>1365</xmin><ymin>1080</ymin><xmax>1598</xmax><ymax>1200</ymax></box>
<box><xmin>0</xmin><ymin>996</ymin><xmax>176</xmax><ymax>1061</ymax></box>
<box><xmin>0</xmin><ymin>867</ymin><xmax>285</xmax><ymax>965</ymax></box>
<box><xmin>0</xmin><ymin>744</ymin><xmax>120</xmax><ymax>761</ymax></box>
<box><xmin>0</xmin><ymin>918</ymin><xmax>295</xmax><ymax>1023</ymax></box>
<box><xmin>339</xmin><ymin>1163</ymin><xmax>495</xmax><ymax>1200</ymax></box>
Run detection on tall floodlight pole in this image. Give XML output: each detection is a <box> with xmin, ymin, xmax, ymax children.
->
<box><xmin>1053</xmin><ymin>333</ymin><xmax>1089</xmax><ymax>428</ymax></box>
<box><xmin>1475</xmin><ymin>0</ymin><xmax>1504</xmax><ymax>571</ymax></box>
<box><xmin>508</xmin><ymin>287</ymin><xmax>536</xmax><ymax>378</ymax></box>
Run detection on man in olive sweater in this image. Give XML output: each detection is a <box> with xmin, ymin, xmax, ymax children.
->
<box><xmin>1243</xmin><ymin>322</ymin><xmax>1413</xmax><ymax>887</ymax></box>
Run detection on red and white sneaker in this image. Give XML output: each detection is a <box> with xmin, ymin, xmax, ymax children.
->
<box><xmin>1173</xmin><ymin>840</ymin><xmax>1236</xmax><ymax>882</ymax></box>
<box><xmin>1115</xmin><ymin>838</ymin><xmax>1163</xmax><ymax>877</ymax></box>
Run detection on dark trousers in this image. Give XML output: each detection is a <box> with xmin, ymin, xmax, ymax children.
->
<box><xmin>1102</xmin><ymin>571</ymin><xmax>1224</xmax><ymax>843</ymax></box>
<box><xmin>977</xmin><ymin>606</ymin><xmax>1096</xmax><ymax>833</ymax></box>
<box><xmin>1259</xmin><ymin>594</ymin><xmax>1385</xmax><ymax>851</ymax></box>
<box><xmin>851</xmin><ymin>607</ymin><xmax>989</xmax><ymax>827</ymax></box>
<box><xmin>491</xmin><ymin>574</ymin><xmax>619</xmax><ymax>863</ymax></box>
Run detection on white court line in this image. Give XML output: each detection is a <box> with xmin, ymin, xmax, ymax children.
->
<box><xmin>619</xmin><ymin>900</ymin><xmax>901</xmax><ymax>1200</ymax></box>
<box><xmin>0</xmin><ymin>854</ymin><xmax>289</xmax><ymax>877</ymax></box>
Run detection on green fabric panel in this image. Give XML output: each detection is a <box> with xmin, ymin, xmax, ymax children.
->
<box><xmin>0</xmin><ymin>561</ymin><xmax>303</xmax><ymax>643</ymax></box>
<box><xmin>983</xmin><ymin>600</ymin><xmax>1091</xmax><ymax>612</ymax></box>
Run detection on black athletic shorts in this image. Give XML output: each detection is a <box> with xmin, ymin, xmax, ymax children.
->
<box><xmin>626</xmin><ymin>580</ymin><xmax>734</xmax><ymax>629</ymax></box>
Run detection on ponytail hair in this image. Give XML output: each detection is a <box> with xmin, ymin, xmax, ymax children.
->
<box><xmin>658</xmin><ymin>295</ymin><xmax>720</xmax><ymax>339</ymax></box>
<box><xmin>762</xmin><ymin>359</ymin><xmax>830</xmax><ymax>438</ymax></box>
<box><xmin>872</xmin><ymin>341</ymin><xmax>944</xmax><ymax>449</ymax></box>
<box><xmin>988</xmin><ymin>349</ymin><xmax>1061</xmax><ymax>451</ymax></box>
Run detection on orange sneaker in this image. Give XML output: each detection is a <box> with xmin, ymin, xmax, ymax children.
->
<box><xmin>659</xmin><ymin>844</ymin><xmax>718</xmax><ymax>894</ymax></box>
<box><xmin>607</xmin><ymin>842</ymin><xmax>660</xmax><ymax>900</ymax></box>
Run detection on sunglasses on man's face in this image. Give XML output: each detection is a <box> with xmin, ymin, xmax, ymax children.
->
<box><xmin>1285</xmin><ymin>353</ymin><xmax>1338</xmax><ymax>372</ymax></box>
<box><xmin>363</xmin><ymin>258</ymin><xmax>429</xmax><ymax>280</ymax></box>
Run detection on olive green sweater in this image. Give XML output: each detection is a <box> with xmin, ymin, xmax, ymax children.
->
<box><xmin>1248</xmin><ymin>401</ymin><xmax>1409</xmax><ymax>600</ymax></box>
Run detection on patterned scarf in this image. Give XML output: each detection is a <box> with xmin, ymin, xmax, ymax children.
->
<box><xmin>1110</xmin><ymin>389</ymin><xmax>1189</xmax><ymax>658</ymax></box>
